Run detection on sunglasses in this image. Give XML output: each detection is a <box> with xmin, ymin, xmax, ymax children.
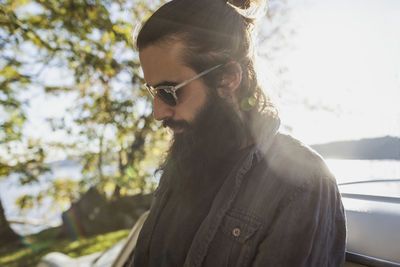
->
<box><xmin>144</xmin><ymin>64</ymin><xmax>222</xmax><ymax>106</ymax></box>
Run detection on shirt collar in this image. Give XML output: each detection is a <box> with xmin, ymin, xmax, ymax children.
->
<box><xmin>249</xmin><ymin>111</ymin><xmax>281</xmax><ymax>163</ymax></box>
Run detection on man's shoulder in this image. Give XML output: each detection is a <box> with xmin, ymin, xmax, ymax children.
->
<box><xmin>233</xmin><ymin>132</ymin><xmax>341</xmax><ymax>223</ymax></box>
<box><xmin>262</xmin><ymin>132</ymin><xmax>336</xmax><ymax>189</ymax></box>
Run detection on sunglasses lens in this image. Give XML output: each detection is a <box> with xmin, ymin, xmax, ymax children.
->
<box><xmin>157</xmin><ymin>88</ymin><xmax>177</xmax><ymax>106</ymax></box>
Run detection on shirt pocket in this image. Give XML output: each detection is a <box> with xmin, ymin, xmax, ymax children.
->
<box><xmin>204</xmin><ymin>209</ymin><xmax>262</xmax><ymax>267</ymax></box>
<box><xmin>221</xmin><ymin>210</ymin><xmax>261</xmax><ymax>243</ymax></box>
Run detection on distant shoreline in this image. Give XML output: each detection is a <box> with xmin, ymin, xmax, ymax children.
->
<box><xmin>311</xmin><ymin>136</ymin><xmax>400</xmax><ymax>160</ymax></box>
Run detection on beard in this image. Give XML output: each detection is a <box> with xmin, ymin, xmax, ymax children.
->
<box><xmin>160</xmin><ymin>91</ymin><xmax>248</xmax><ymax>194</ymax></box>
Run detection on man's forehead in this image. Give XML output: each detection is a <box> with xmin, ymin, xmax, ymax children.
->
<box><xmin>139</xmin><ymin>41</ymin><xmax>189</xmax><ymax>86</ymax></box>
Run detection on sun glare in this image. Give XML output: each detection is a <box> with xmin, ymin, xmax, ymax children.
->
<box><xmin>259</xmin><ymin>0</ymin><xmax>400</xmax><ymax>144</ymax></box>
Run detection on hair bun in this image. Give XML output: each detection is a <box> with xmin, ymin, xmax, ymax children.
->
<box><xmin>227</xmin><ymin>0</ymin><xmax>266</xmax><ymax>10</ymax></box>
<box><xmin>226</xmin><ymin>0</ymin><xmax>267</xmax><ymax>21</ymax></box>
<box><xmin>228</xmin><ymin>0</ymin><xmax>250</xmax><ymax>9</ymax></box>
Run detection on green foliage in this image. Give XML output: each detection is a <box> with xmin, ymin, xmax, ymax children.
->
<box><xmin>0</xmin><ymin>227</ymin><xmax>130</xmax><ymax>267</ymax></box>
<box><xmin>0</xmin><ymin>140</ymin><xmax>49</xmax><ymax>184</ymax></box>
<box><xmin>15</xmin><ymin>194</ymin><xmax>35</xmax><ymax>210</ymax></box>
<box><xmin>16</xmin><ymin>178</ymin><xmax>85</xmax><ymax>212</ymax></box>
<box><xmin>1</xmin><ymin>0</ymin><xmax>168</xmax><ymax>212</ymax></box>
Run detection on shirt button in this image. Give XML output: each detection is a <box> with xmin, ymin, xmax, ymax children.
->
<box><xmin>232</xmin><ymin>227</ymin><xmax>241</xmax><ymax>237</ymax></box>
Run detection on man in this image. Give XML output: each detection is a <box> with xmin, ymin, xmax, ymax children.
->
<box><xmin>131</xmin><ymin>0</ymin><xmax>346</xmax><ymax>266</ymax></box>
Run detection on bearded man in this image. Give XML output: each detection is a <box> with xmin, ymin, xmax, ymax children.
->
<box><xmin>130</xmin><ymin>0</ymin><xmax>346</xmax><ymax>266</ymax></box>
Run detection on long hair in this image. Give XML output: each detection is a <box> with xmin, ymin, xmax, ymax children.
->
<box><xmin>136</xmin><ymin>0</ymin><xmax>276</xmax><ymax>118</ymax></box>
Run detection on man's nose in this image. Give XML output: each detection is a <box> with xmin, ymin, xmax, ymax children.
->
<box><xmin>153</xmin><ymin>96</ymin><xmax>174</xmax><ymax>121</ymax></box>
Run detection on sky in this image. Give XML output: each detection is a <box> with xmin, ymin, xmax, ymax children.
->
<box><xmin>259</xmin><ymin>0</ymin><xmax>400</xmax><ymax>144</ymax></box>
<box><xmin>23</xmin><ymin>0</ymin><xmax>400</xmax><ymax>151</ymax></box>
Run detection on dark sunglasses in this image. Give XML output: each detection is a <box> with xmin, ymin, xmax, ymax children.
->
<box><xmin>144</xmin><ymin>64</ymin><xmax>222</xmax><ymax>106</ymax></box>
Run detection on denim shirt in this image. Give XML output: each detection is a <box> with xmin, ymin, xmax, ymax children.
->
<box><xmin>133</xmin><ymin>115</ymin><xmax>346</xmax><ymax>267</ymax></box>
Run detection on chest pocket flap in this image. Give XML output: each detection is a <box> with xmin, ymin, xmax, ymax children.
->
<box><xmin>221</xmin><ymin>210</ymin><xmax>262</xmax><ymax>244</ymax></box>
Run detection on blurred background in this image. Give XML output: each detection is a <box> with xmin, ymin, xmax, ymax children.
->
<box><xmin>0</xmin><ymin>0</ymin><xmax>399</xmax><ymax>265</ymax></box>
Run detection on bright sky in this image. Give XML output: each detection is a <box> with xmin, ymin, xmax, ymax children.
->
<box><xmin>23</xmin><ymin>0</ymin><xmax>400</xmax><ymax>151</ymax></box>
<box><xmin>260</xmin><ymin>0</ymin><xmax>400</xmax><ymax>144</ymax></box>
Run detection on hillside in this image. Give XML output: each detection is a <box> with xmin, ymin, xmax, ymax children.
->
<box><xmin>311</xmin><ymin>136</ymin><xmax>400</xmax><ymax>160</ymax></box>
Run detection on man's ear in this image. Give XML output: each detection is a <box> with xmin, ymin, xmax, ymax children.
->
<box><xmin>217</xmin><ymin>61</ymin><xmax>242</xmax><ymax>98</ymax></box>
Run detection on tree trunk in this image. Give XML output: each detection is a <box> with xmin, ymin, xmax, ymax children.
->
<box><xmin>0</xmin><ymin>197</ymin><xmax>20</xmax><ymax>247</ymax></box>
<box><xmin>113</xmin><ymin>184</ymin><xmax>121</xmax><ymax>199</ymax></box>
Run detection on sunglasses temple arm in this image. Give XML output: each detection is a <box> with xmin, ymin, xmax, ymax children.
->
<box><xmin>174</xmin><ymin>64</ymin><xmax>222</xmax><ymax>90</ymax></box>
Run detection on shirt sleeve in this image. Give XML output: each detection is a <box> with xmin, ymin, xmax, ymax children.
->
<box><xmin>251</xmin><ymin>176</ymin><xmax>346</xmax><ymax>267</ymax></box>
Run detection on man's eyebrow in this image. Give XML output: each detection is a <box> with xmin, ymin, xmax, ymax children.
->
<box><xmin>153</xmin><ymin>81</ymin><xmax>178</xmax><ymax>87</ymax></box>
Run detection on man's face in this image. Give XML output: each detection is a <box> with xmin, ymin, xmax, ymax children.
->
<box><xmin>140</xmin><ymin>40</ymin><xmax>246</xmax><ymax>186</ymax></box>
<box><xmin>139</xmin><ymin>41</ymin><xmax>208</xmax><ymax>134</ymax></box>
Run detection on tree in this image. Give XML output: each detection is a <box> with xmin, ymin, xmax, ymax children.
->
<box><xmin>1</xmin><ymin>0</ymin><xmax>168</xmax><ymax>235</ymax></box>
<box><xmin>24</xmin><ymin>0</ymin><xmax>168</xmax><ymax>196</ymax></box>
<box><xmin>0</xmin><ymin>2</ymin><xmax>50</xmax><ymax>243</ymax></box>
<box><xmin>0</xmin><ymin>143</ymin><xmax>48</xmax><ymax>247</ymax></box>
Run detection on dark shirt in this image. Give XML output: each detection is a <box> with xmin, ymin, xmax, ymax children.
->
<box><xmin>133</xmin><ymin>115</ymin><xmax>346</xmax><ymax>267</ymax></box>
<box><xmin>146</xmin><ymin>149</ymin><xmax>247</xmax><ymax>266</ymax></box>
<box><xmin>147</xmin><ymin>177</ymin><xmax>220</xmax><ymax>266</ymax></box>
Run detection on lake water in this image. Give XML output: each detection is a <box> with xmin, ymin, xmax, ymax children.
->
<box><xmin>326</xmin><ymin>159</ymin><xmax>400</xmax><ymax>184</ymax></box>
<box><xmin>1</xmin><ymin>159</ymin><xmax>399</xmax><ymax>235</ymax></box>
<box><xmin>327</xmin><ymin>159</ymin><xmax>400</xmax><ymax>198</ymax></box>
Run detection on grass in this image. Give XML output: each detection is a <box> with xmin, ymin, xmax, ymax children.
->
<box><xmin>0</xmin><ymin>227</ymin><xmax>130</xmax><ymax>267</ymax></box>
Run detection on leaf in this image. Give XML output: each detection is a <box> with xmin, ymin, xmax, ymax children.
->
<box><xmin>126</xmin><ymin>166</ymin><xmax>136</xmax><ymax>178</ymax></box>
